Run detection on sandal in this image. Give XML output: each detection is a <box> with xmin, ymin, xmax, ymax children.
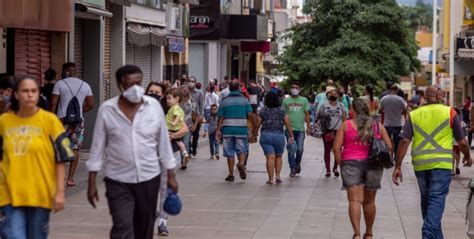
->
<box><xmin>266</xmin><ymin>181</ymin><xmax>273</xmax><ymax>185</ymax></box>
<box><xmin>333</xmin><ymin>169</ymin><xmax>340</xmax><ymax>177</ymax></box>
<box><xmin>66</xmin><ymin>180</ymin><xmax>76</xmax><ymax>187</ymax></box>
<box><xmin>325</xmin><ymin>172</ymin><xmax>331</xmax><ymax>177</ymax></box>
<box><xmin>275</xmin><ymin>178</ymin><xmax>282</xmax><ymax>184</ymax></box>
<box><xmin>363</xmin><ymin>233</ymin><xmax>373</xmax><ymax>239</ymax></box>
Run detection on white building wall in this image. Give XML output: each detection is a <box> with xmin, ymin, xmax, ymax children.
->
<box><xmin>125</xmin><ymin>3</ymin><xmax>167</xmax><ymax>26</ymax></box>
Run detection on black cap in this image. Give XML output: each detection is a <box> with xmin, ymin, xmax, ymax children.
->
<box><xmin>44</xmin><ymin>68</ymin><xmax>57</xmax><ymax>81</ymax></box>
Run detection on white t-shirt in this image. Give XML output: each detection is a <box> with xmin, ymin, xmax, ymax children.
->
<box><xmin>52</xmin><ymin>77</ymin><xmax>93</xmax><ymax>119</ymax></box>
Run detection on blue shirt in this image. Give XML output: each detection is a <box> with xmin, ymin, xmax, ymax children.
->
<box><xmin>218</xmin><ymin>91</ymin><xmax>253</xmax><ymax>137</ymax></box>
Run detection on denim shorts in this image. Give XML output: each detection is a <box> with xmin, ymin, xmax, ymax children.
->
<box><xmin>223</xmin><ymin>136</ymin><xmax>249</xmax><ymax>158</ymax></box>
<box><xmin>259</xmin><ymin>132</ymin><xmax>286</xmax><ymax>156</ymax></box>
<box><xmin>340</xmin><ymin>160</ymin><xmax>383</xmax><ymax>190</ymax></box>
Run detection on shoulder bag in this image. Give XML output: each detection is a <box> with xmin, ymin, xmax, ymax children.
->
<box><xmin>368</xmin><ymin>119</ymin><xmax>393</xmax><ymax>168</ymax></box>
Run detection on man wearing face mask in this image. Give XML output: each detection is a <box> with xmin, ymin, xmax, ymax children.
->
<box><xmin>188</xmin><ymin>76</ymin><xmax>205</xmax><ymax>157</ymax></box>
<box><xmin>282</xmin><ymin>82</ymin><xmax>311</xmax><ymax>176</ymax></box>
<box><xmin>86</xmin><ymin>65</ymin><xmax>179</xmax><ymax>239</ymax></box>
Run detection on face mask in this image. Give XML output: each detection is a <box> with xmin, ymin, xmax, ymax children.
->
<box><xmin>147</xmin><ymin>93</ymin><xmax>161</xmax><ymax>102</ymax></box>
<box><xmin>329</xmin><ymin>96</ymin><xmax>338</xmax><ymax>101</ymax></box>
<box><xmin>188</xmin><ymin>82</ymin><xmax>196</xmax><ymax>89</ymax></box>
<box><xmin>290</xmin><ymin>89</ymin><xmax>300</xmax><ymax>96</ymax></box>
<box><xmin>122</xmin><ymin>85</ymin><xmax>145</xmax><ymax>103</ymax></box>
<box><xmin>2</xmin><ymin>95</ymin><xmax>10</xmax><ymax>103</ymax></box>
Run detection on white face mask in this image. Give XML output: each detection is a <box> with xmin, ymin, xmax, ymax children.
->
<box><xmin>122</xmin><ymin>85</ymin><xmax>145</xmax><ymax>103</ymax></box>
<box><xmin>290</xmin><ymin>89</ymin><xmax>300</xmax><ymax>96</ymax></box>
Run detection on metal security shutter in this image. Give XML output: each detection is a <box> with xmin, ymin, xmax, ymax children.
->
<box><xmin>188</xmin><ymin>43</ymin><xmax>207</xmax><ymax>84</ymax></box>
<box><xmin>104</xmin><ymin>4</ymin><xmax>112</xmax><ymax>100</ymax></box>
<box><xmin>74</xmin><ymin>19</ymin><xmax>84</xmax><ymax>80</ymax></box>
<box><xmin>126</xmin><ymin>40</ymin><xmax>152</xmax><ymax>88</ymax></box>
<box><xmin>14</xmin><ymin>29</ymin><xmax>51</xmax><ymax>85</ymax></box>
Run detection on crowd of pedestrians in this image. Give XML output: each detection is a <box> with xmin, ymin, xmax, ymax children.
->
<box><xmin>1</xmin><ymin>64</ymin><xmax>474</xmax><ymax>239</ymax></box>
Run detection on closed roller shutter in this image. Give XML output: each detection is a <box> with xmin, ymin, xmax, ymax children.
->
<box><xmin>14</xmin><ymin>29</ymin><xmax>51</xmax><ymax>85</ymax></box>
<box><xmin>126</xmin><ymin>40</ymin><xmax>152</xmax><ymax>88</ymax></box>
<box><xmin>188</xmin><ymin>43</ymin><xmax>207</xmax><ymax>84</ymax></box>
<box><xmin>104</xmin><ymin>3</ymin><xmax>112</xmax><ymax>100</ymax></box>
<box><xmin>74</xmin><ymin>19</ymin><xmax>84</xmax><ymax>80</ymax></box>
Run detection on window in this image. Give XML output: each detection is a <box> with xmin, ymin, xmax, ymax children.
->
<box><xmin>134</xmin><ymin>0</ymin><xmax>165</xmax><ymax>10</ymax></box>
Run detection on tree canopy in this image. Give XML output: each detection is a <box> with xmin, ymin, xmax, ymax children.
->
<box><xmin>278</xmin><ymin>0</ymin><xmax>421</xmax><ymax>88</ymax></box>
<box><xmin>400</xmin><ymin>1</ymin><xmax>433</xmax><ymax>32</ymax></box>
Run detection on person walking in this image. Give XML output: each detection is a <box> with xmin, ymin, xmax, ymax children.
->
<box><xmin>145</xmin><ymin>82</ymin><xmax>166</xmax><ymax>101</ymax></box>
<box><xmin>180</xmin><ymin>86</ymin><xmax>199</xmax><ymax>169</ymax></box>
<box><xmin>319</xmin><ymin>89</ymin><xmax>346</xmax><ymax>177</ymax></box>
<box><xmin>378</xmin><ymin>85</ymin><xmax>407</xmax><ymax>161</ymax></box>
<box><xmin>41</xmin><ymin>68</ymin><xmax>57</xmax><ymax>103</ymax></box>
<box><xmin>187</xmin><ymin>77</ymin><xmax>204</xmax><ymax>157</ymax></box>
<box><xmin>247</xmin><ymin>79</ymin><xmax>263</xmax><ymax>113</ymax></box>
<box><xmin>203</xmin><ymin>104</ymin><xmax>220</xmax><ymax>160</ymax></box>
<box><xmin>333</xmin><ymin>98</ymin><xmax>392</xmax><ymax>239</ymax></box>
<box><xmin>0</xmin><ymin>76</ymin><xmax>15</xmax><ymax>114</ymax></box>
<box><xmin>164</xmin><ymin>88</ymin><xmax>191</xmax><ymax>163</ymax></box>
<box><xmin>204</xmin><ymin>85</ymin><xmax>219</xmax><ymax>120</ymax></box>
<box><xmin>315</xmin><ymin>85</ymin><xmax>328</xmax><ymax>115</ymax></box>
<box><xmin>216</xmin><ymin>79</ymin><xmax>255</xmax><ymax>182</ymax></box>
<box><xmin>86</xmin><ymin>65</ymin><xmax>178</xmax><ymax>239</ymax></box>
<box><xmin>0</xmin><ymin>76</ymin><xmax>74</xmax><ymax>238</ymax></box>
<box><xmin>282</xmin><ymin>82</ymin><xmax>311</xmax><ymax>177</ymax></box>
<box><xmin>50</xmin><ymin>62</ymin><xmax>94</xmax><ymax>187</ymax></box>
<box><xmin>257</xmin><ymin>91</ymin><xmax>294</xmax><ymax>184</ymax></box>
<box><xmin>392</xmin><ymin>85</ymin><xmax>472</xmax><ymax>239</ymax></box>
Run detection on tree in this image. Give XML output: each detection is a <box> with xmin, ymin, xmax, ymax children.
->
<box><xmin>278</xmin><ymin>0</ymin><xmax>421</xmax><ymax>88</ymax></box>
<box><xmin>400</xmin><ymin>1</ymin><xmax>433</xmax><ymax>32</ymax></box>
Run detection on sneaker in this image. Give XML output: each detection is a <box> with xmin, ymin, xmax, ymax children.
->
<box><xmin>290</xmin><ymin>168</ymin><xmax>296</xmax><ymax>177</ymax></box>
<box><xmin>158</xmin><ymin>223</ymin><xmax>169</xmax><ymax>236</ymax></box>
<box><xmin>325</xmin><ymin>172</ymin><xmax>331</xmax><ymax>177</ymax></box>
<box><xmin>296</xmin><ymin>164</ymin><xmax>301</xmax><ymax>174</ymax></box>
<box><xmin>225</xmin><ymin>175</ymin><xmax>235</xmax><ymax>182</ymax></box>
<box><xmin>183</xmin><ymin>153</ymin><xmax>191</xmax><ymax>164</ymax></box>
<box><xmin>237</xmin><ymin>164</ymin><xmax>247</xmax><ymax>180</ymax></box>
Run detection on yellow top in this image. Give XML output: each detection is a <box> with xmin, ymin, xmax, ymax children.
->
<box><xmin>0</xmin><ymin>109</ymin><xmax>72</xmax><ymax>209</ymax></box>
<box><xmin>166</xmin><ymin>105</ymin><xmax>185</xmax><ymax>132</ymax></box>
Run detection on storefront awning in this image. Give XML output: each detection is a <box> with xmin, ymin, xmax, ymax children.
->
<box><xmin>241</xmin><ymin>41</ymin><xmax>271</xmax><ymax>53</ymax></box>
<box><xmin>75</xmin><ymin>3</ymin><xmax>113</xmax><ymax>18</ymax></box>
<box><xmin>127</xmin><ymin>23</ymin><xmax>168</xmax><ymax>47</ymax></box>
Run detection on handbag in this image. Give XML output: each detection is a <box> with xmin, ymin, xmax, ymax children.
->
<box><xmin>368</xmin><ymin>119</ymin><xmax>393</xmax><ymax>168</ymax></box>
<box><xmin>309</xmin><ymin>121</ymin><xmax>324</xmax><ymax>138</ymax></box>
<box><xmin>323</xmin><ymin>130</ymin><xmax>335</xmax><ymax>142</ymax></box>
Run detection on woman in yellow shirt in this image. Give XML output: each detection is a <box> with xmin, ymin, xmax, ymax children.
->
<box><xmin>0</xmin><ymin>76</ymin><xmax>74</xmax><ymax>238</ymax></box>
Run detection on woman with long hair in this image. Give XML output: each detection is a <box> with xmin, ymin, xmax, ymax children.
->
<box><xmin>179</xmin><ymin>86</ymin><xmax>198</xmax><ymax>169</ymax></box>
<box><xmin>0</xmin><ymin>76</ymin><xmax>74</xmax><ymax>238</ymax></box>
<box><xmin>257</xmin><ymin>91</ymin><xmax>294</xmax><ymax>184</ymax></box>
<box><xmin>333</xmin><ymin>98</ymin><xmax>392</xmax><ymax>239</ymax></box>
<box><xmin>318</xmin><ymin>89</ymin><xmax>346</xmax><ymax>177</ymax></box>
<box><xmin>360</xmin><ymin>84</ymin><xmax>380</xmax><ymax>120</ymax></box>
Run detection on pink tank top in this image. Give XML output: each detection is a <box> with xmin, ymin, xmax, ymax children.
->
<box><xmin>342</xmin><ymin>120</ymin><xmax>372</xmax><ymax>161</ymax></box>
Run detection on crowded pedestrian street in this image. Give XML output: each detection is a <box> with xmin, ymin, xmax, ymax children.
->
<box><xmin>49</xmin><ymin>136</ymin><xmax>471</xmax><ymax>239</ymax></box>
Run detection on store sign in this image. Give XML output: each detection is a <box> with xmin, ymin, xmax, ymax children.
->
<box><xmin>190</xmin><ymin>16</ymin><xmax>211</xmax><ymax>29</ymax></box>
<box><xmin>189</xmin><ymin>0</ymin><xmax>221</xmax><ymax>40</ymax></box>
<box><xmin>168</xmin><ymin>36</ymin><xmax>184</xmax><ymax>53</ymax></box>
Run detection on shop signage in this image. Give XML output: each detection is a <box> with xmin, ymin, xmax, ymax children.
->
<box><xmin>189</xmin><ymin>0</ymin><xmax>221</xmax><ymax>40</ymax></box>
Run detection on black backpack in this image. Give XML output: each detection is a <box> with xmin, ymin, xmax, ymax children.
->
<box><xmin>61</xmin><ymin>80</ymin><xmax>84</xmax><ymax>125</ymax></box>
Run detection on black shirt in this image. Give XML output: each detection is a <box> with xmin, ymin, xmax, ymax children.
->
<box><xmin>41</xmin><ymin>83</ymin><xmax>55</xmax><ymax>102</ymax></box>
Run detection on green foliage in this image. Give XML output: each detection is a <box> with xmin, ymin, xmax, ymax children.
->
<box><xmin>400</xmin><ymin>1</ymin><xmax>434</xmax><ymax>32</ymax></box>
<box><xmin>278</xmin><ymin>0</ymin><xmax>421</xmax><ymax>88</ymax></box>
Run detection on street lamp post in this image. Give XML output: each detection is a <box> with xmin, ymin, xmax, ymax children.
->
<box><xmin>449</xmin><ymin>0</ymin><xmax>455</xmax><ymax>107</ymax></box>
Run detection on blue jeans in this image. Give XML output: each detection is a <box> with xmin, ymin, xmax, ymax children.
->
<box><xmin>0</xmin><ymin>205</ymin><xmax>51</xmax><ymax>239</ymax></box>
<box><xmin>310</xmin><ymin>104</ymin><xmax>316</xmax><ymax>123</ymax></box>
<box><xmin>208</xmin><ymin>131</ymin><xmax>219</xmax><ymax>156</ymax></box>
<box><xmin>286</xmin><ymin>130</ymin><xmax>305</xmax><ymax>170</ymax></box>
<box><xmin>415</xmin><ymin>169</ymin><xmax>452</xmax><ymax>239</ymax></box>
<box><xmin>385</xmin><ymin>126</ymin><xmax>402</xmax><ymax>160</ymax></box>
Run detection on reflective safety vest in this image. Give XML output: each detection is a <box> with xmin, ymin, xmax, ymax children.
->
<box><xmin>410</xmin><ymin>104</ymin><xmax>453</xmax><ymax>171</ymax></box>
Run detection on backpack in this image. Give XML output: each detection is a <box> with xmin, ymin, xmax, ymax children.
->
<box><xmin>61</xmin><ymin>80</ymin><xmax>84</xmax><ymax>125</ymax></box>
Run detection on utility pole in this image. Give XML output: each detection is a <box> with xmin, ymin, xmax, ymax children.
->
<box><xmin>431</xmin><ymin>0</ymin><xmax>437</xmax><ymax>85</ymax></box>
<box><xmin>448</xmin><ymin>0</ymin><xmax>455</xmax><ymax>106</ymax></box>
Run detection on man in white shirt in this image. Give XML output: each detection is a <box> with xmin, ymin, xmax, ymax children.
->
<box><xmin>86</xmin><ymin>65</ymin><xmax>179</xmax><ymax>239</ymax></box>
<box><xmin>50</xmin><ymin>62</ymin><xmax>94</xmax><ymax>187</ymax></box>
<box><xmin>204</xmin><ymin>84</ymin><xmax>219</xmax><ymax>120</ymax></box>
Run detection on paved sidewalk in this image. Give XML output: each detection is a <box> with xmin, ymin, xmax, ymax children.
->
<box><xmin>51</xmin><ymin>137</ymin><xmax>473</xmax><ymax>238</ymax></box>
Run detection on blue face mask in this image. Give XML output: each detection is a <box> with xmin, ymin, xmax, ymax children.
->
<box><xmin>3</xmin><ymin>95</ymin><xmax>10</xmax><ymax>103</ymax></box>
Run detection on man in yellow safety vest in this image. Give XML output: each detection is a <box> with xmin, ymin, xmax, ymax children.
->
<box><xmin>393</xmin><ymin>85</ymin><xmax>472</xmax><ymax>239</ymax></box>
